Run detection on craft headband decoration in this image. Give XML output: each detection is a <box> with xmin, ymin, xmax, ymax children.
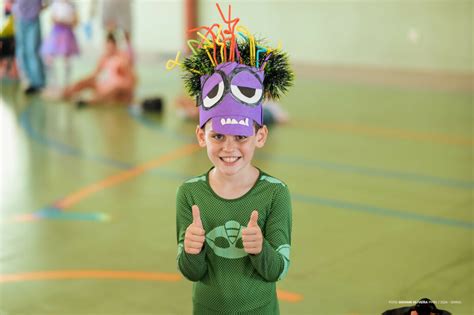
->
<box><xmin>167</xmin><ymin>3</ymin><xmax>293</xmax><ymax>136</ymax></box>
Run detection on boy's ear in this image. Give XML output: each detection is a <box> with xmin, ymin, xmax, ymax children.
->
<box><xmin>196</xmin><ymin>125</ymin><xmax>206</xmax><ymax>147</ymax></box>
<box><xmin>255</xmin><ymin>125</ymin><xmax>268</xmax><ymax>148</ymax></box>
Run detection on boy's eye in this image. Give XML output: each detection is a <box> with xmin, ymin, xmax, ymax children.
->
<box><xmin>235</xmin><ymin>135</ymin><xmax>247</xmax><ymax>141</ymax></box>
<box><xmin>212</xmin><ymin>134</ymin><xmax>224</xmax><ymax>140</ymax></box>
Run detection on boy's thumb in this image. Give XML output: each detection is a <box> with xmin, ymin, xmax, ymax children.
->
<box><xmin>248</xmin><ymin>210</ymin><xmax>259</xmax><ymax>227</ymax></box>
<box><xmin>192</xmin><ymin>205</ymin><xmax>202</xmax><ymax>227</ymax></box>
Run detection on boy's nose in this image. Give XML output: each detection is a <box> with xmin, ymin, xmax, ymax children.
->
<box><xmin>222</xmin><ymin>137</ymin><xmax>236</xmax><ymax>151</ymax></box>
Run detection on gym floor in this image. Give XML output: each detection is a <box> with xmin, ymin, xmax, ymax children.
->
<box><xmin>0</xmin><ymin>57</ymin><xmax>472</xmax><ymax>314</ymax></box>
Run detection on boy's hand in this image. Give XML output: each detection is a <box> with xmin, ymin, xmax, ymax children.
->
<box><xmin>184</xmin><ymin>205</ymin><xmax>206</xmax><ymax>255</ymax></box>
<box><xmin>242</xmin><ymin>210</ymin><xmax>263</xmax><ymax>255</ymax></box>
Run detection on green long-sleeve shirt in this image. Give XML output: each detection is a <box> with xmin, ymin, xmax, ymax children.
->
<box><xmin>176</xmin><ymin>168</ymin><xmax>292</xmax><ymax>314</ymax></box>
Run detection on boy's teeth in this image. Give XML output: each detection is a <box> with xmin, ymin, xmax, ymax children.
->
<box><xmin>222</xmin><ymin>157</ymin><xmax>239</xmax><ymax>163</ymax></box>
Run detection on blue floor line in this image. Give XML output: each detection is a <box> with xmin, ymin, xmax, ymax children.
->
<box><xmin>19</xmin><ymin>105</ymin><xmax>133</xmax><ymax>170</ymax></box>
<box><xmin>258</xmin><ymin>153</ymin><xmax>473</xmax><ymax>190</ymax></box>
<box><xmin>35</xmin><ymin>207</ymin><xmax>110</xmax><ymax>221</ymax></box>
<box><xmin>293</xmin><ymin>194</ymin><xmax>473</xmax><ymax>230</ymax></box>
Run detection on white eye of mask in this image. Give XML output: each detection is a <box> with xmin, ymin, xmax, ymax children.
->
<box><xmin>203</xmin><ymin>81</ymin><xmax>225</xmax><ymax>108</ymax></box>
<box><xmin>231</xmin><ymin>85</ymin><xmax>262</xmax><ymax>104</ymax></box>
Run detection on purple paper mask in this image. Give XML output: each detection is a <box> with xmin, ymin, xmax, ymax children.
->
<box><xmin>199</xmin><ymin>62</ymin><xmax>264</xmax><ymax>136</ymax></box>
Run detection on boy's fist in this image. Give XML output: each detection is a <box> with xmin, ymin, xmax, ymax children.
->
<box><xmin>184</xmin><ymin>205</ymin><xmax>206</xmax><ymax>254</ymax></box>
<box><xmin>242</xmin><ymin>210</ymin><xmax>263</xmax><ymax>255</ymax></box>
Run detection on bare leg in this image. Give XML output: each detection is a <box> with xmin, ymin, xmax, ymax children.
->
<box><xmin>0</xmin><ymin>59</ymin><xmax>7</xmax><ymax>77</ymax></box>
<box><xmin>176</xmin><ymin>95</ymin><xmax>198</xmax><ymax>120</ymax></box>
<box><xmin>88</xmin><ymin>85</ymin><xmax>132</xmax><ymax>105</ymax></box>
<box><xmin>10</xmin><ymin>59</ymin><xmax>19</xmax><ymax>79</ymax></box>
<box><xmin>64</xmin><ymin>57</ymin><xmax>72</xmax><ymax>88</ymax></box>
<box><xmin>63</xmin><ymin>75</ymin><xmax>95</xmax><ymax>99</ymax></box>
<box><xmin>124</xmin><ymin>31</ymin><xmax>134</xmax><ymax>64</ymax></box>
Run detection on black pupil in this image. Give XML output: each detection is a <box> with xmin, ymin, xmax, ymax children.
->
<box><xmin>208</xmin><ymin>84</ymin><xmax>219</xmax><ymax>98</ymax></box>
<box><xmin>238</xmin><ymin>86</ymin><xmax>256</xmax><ymax>98</ymax></box>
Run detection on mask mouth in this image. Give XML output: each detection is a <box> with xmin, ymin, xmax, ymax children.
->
<box><xmin>209</xmin><ymin>116</ymin><xmax>254</xmax><ymax>136</ymax></box>
<box><xmin>220</xmin><ymin>117</ymin><xmax>250</xmax><ymax>127</ymax></box>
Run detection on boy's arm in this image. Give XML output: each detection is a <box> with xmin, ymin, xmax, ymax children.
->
<box><xmin>249</xmin><ymin>184</ymin><xmax>292</xmax><ymax>282</ymax></box>
<box><xmin>176</xmin><ymin>185</ymin><xmax>208</xmax><ymax>281</ymax></box>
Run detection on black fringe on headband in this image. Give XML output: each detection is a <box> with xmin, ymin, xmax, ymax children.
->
<box><xmin>182</xmin><ymin>39</ymin><xmax>294</xmax><ymax>101</ymax></box>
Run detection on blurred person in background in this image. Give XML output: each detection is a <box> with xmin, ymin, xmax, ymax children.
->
<box><xmin>12</xmin><ymin>0</ymin><xmax>47</xmax><ymax>94</ymax></box>
<box><xmin>63</xmin><ymin>32</ymin><xmax>135</xmax><ymax>107</ymax></box>
<box><xmin>41</xmin><ymin>0</ymin><xmax>80</xmax><ymax>96</ymax></box>
<box><xmin>90</xmin><ymin>0</ymin><xmax>134</xmax><ymax>64</ymax></box>
<box><xmin>0</xmin><ymin>0</ymin><xmax>19</xmax><ymax>80</ymax></box>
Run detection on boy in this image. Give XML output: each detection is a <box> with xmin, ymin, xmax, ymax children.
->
<box><xmin>173</xmin><ymin>4</ymin><xmax>294</xmax><ymax>314</ymax></box>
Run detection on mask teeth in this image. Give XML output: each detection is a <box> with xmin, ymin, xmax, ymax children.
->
<box><xmin>220</xmin><ymin>117</ymin><xmax>250</xmax><ymax>126</ymax></box>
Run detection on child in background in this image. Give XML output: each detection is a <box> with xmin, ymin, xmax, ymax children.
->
<box><xmin>12</xmin><ymin>0</ymin><xmax>46</xmax><ymax>94</ymax></box>
<box><xmin>262</xmin><ymin>101</ymin><xmax>290</xmax><ymax>125</ymax></box>
<box><xmin>174</xmin><ymin>94</ymin><xmax>198</xmax><ymax>120</ymax></box>
<box><xmin>0</xmin><ymin>0</ymin><xmax>19</xmax><ymax>80</ymax></box>
<box><xmin>41</xmin><ymin>0</ymin><xmax>79</xmax><ymax>92</ymax></box>
<box><xmin>89</xmin><ymin>0</ymin><xmax>134</xmax><ymax>63</ymax></box>
<box><xmin>63</xmin><ymin>32</ymin><xmax>135</xmax><ymax>107</ymax></box>
<box><xmin>172</xmin><ymin>4</ymin><xmax>294</xmax><ymax>314</ymax></box>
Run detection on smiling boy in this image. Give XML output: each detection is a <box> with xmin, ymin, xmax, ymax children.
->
<box><xmin>173</xmin><ymin>4</ymin><xmax>293</xmax><ymax>314</ymax></box>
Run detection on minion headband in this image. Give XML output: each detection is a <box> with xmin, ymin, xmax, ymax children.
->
<box><xmin>167</xmin><ymin>3</ymin><xmax>293</xmax><ymax>136</ymax></box>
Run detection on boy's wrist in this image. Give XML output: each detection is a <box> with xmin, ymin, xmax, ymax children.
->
<box><xmin>183</xmin><ymin>244</ymin><xmax>207</xmax><ymax>259</ymax></box>
<box><xmin>248</xmin><ymin>238</ymin><xmax>269</xmax><ymax>258</ymax></box>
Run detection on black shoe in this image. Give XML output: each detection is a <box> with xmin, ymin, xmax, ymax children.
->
<box><xmin>24</xmin><ymin>86</ymin><xmax>42</xmax><ymax>95</ymax></box>
<box><xmin>75</xmin><ymin>99</ymin><xmax>88</xmax><ymax>109</ymax></box>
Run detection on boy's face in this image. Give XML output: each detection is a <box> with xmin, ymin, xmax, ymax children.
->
<box><xmin>196</xmin><ymin>121</ymin><xmax>268</xmax><ymax>176</ymax></box>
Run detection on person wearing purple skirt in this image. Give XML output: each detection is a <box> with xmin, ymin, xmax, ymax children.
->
<box><xmin>41</xmin><ymin>0</ymin><xmax>79</xmax><ymax>91</ymax></box>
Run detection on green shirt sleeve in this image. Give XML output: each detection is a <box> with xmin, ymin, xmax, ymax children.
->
<box><xmin>249</xmin><ymin>184</ymin><xmax>292</xmax><ymax>282</ymax></box>
<box><xmin>176</xmin><ymin>184</ymin><xmax>208</xmax><ymax>281</ymax></box>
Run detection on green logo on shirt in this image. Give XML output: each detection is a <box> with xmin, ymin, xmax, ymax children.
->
<box><xmin>206</xmin><ymin>221</ymin><xmax>247</xmax><ymax>259</ymax></box>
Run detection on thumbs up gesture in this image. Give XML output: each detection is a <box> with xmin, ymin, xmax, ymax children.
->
<box><xmin>184</xmin><ymin>205</ymin><xmax>206</xmax><ymax>254</ymax></box>
<box><xmin>242</xmin><ymin>210</ymin><xmax>263</xmax><ymax>255</ymax></box>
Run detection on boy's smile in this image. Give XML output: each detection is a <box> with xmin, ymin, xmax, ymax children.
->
<box><xmin>220</xmin><ymin>156</ymin><xmax>241</xmax><ymax>163</ymax></box>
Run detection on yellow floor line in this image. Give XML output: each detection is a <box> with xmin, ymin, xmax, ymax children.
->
<box><xmin>56</xmin><ymin>143</ymin><xmax>201</xmax><ymax>209</ymax></box>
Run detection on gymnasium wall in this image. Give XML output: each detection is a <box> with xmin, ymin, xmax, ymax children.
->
<box><xmin>3</xmin><ymin>0</ymin><xmax>472</xmax><ymax>73</ymax></box>
<box><xmin>198</xmin><ymin>0</ymin><xmax>472</xmax><ymax>73</ymax></box>
<box><xmin>134</xmin><ymin>0</ymin><xmax>472</xmax><ymax>73</ymax></box>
